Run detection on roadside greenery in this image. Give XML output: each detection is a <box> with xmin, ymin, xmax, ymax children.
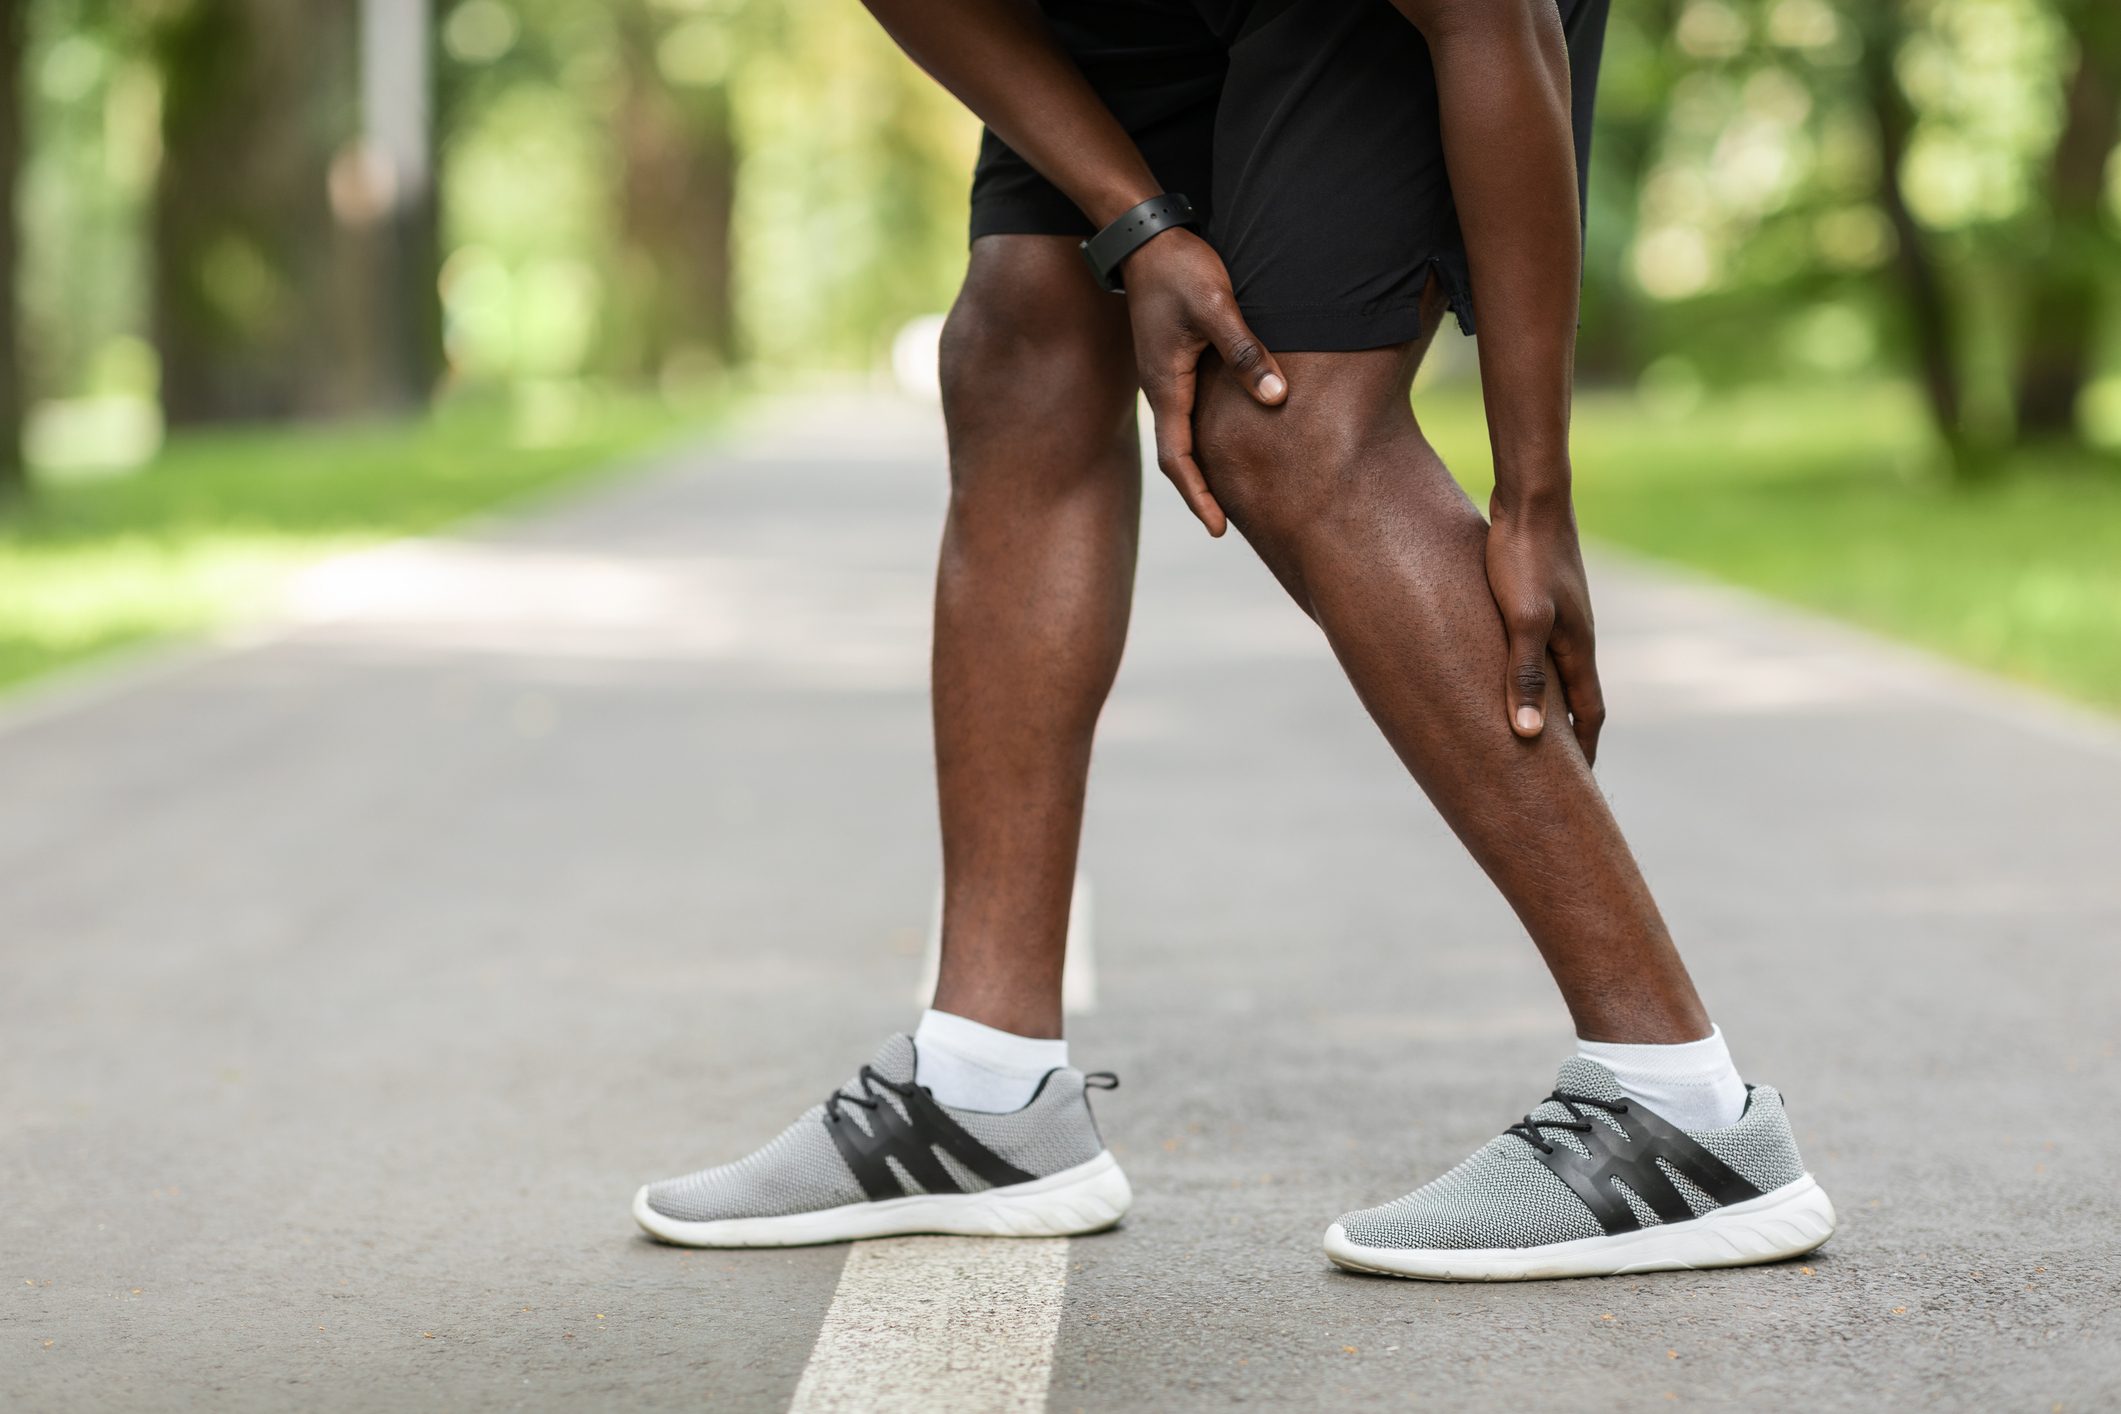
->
<box><xmin>0</xmin><ymin>392</ymin><xmax>710</xmax><ymax>692</ymax></box>
<box><xmin>10</xmin><ymin>380</ymin><xmax>2114</xmax><ymax>718</ymax></box>
<box><xmin>3</xmin><ymin>1</ymin><xmax>2118</xmax><ymax>712</ymax></box>
<box><xmin>1428</xmin><ymin>383</ymin><xmax>2121</xmax><ymax>712</ymax></box>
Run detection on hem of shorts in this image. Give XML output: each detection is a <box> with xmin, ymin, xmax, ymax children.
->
<box><xmin>970</xmin><ymin>209</ymin><xmax>1095</xmax><ymax>242</ymax></box>
<box><xmin>1244</xmin><ymin>259</ymin><xmax>1479</xmax><ymax>352</ymax></box>
<box><xmin>1243</xmin><ymin>304</ymin><xmax>1430</xmax><ymax>353</ymax></box>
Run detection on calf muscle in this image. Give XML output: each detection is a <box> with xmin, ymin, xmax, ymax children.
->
<box><xmin>1195</xmin><ymin>345</ymin><xmax>1710</xmax><ymax>1044</ymax></box>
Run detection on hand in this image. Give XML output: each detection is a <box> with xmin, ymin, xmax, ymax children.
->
<box><xmin>1121</xmin><ymin>230</ymin><xmax>1288</xmax><ymax>536</ymax></box>
<box><xmin>1485</xmin><ymin>493</ymin><xmax>1606</xmax><ymax>763</ymax></box>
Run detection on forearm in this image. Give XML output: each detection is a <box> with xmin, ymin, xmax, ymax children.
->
<box><xmin>1397</xmin><ymin>0</ymin><xmax>1582</xmax><ymax>514</ymax></box>
<box><xmin>862</xmin><ymin>0</ymin><xmax>1159</xmax><ymax>226</ymax></box>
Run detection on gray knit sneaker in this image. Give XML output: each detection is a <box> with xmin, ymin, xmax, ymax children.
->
<box><xmin>1324</xmin><ymin>1057</ymin><xmax>1836</xmax><ymax>1280</ymax></box>
<box><xmin>633</xmin><ymin>1034</ymin><xmax>1131</xmax><ymax>1247</ymax></box>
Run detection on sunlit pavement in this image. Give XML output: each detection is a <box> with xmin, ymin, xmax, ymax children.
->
<box><xmin>6</xmin><ymin>396</ymin><xmax>2118</xmax><ymax>1412</ymax></box>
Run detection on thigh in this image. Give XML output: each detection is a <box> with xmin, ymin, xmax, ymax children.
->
<box><xmin>1207</xmin><ymin>0</ymin><xmax>1611</xmax><ymax>353</ymax></box>
<box><xmin>968</xmin><ymin>0</ymin><xmax>1226</xmax><ymax>241</ymax></box>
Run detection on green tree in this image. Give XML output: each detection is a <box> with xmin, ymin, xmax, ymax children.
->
<box><xmin>1855</xmin><ymin>2</ymin><xmax>1976</xmax><ymax>469</ymax></box>
<box><xmin>1848</xmin><ymin>0</ymin><xmax>2117</xmax><ymax>473</ymax></box>
<box><xmin>150</xmin><ymin>0</ymin><xmax>439</xmax><ymax>424</ymax></box>
<box><xmin>151</xmin><ymin>0</ymin><xmax>354</xmax><ymax>422</ymax></box>
<box><xmin>1</xmin><ymin>0</ymin><xmax>23</xmax><ymax>493</ymax></box>
<box><xmin>343</xmin><ymin>0</ymin><xmax>443</xmax><ymax>411</ymax></box>
<box><xmin>2013</xmin><ymin>0</ymin><xmax>2120</xmax><ymax>443</ymax></box>
<box><xmin>609</xmin><ymin>0</ymin><xmax>738</xmax><ymax>380</ymax></box>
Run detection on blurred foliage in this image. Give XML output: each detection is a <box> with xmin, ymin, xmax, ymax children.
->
<box><xmin>1587</xmin><ymin>0</ymin><xmax>2121</xmax><ymax>469</ymax></box>
<box><xmin>15</xmin><ymin>0</ymin><xmax>974</xmax><ymax>436</ymax></box>
<box><xmin>11</xmin><ymin>0</ymin><xmax>2119</xmax><ymax>434</ymax></box>
<box><xmin>19</xmin><ymin>0</ymin><xmax>157</xmax><ymax>410</ymax></box>
<box><xmin>433</xmin><ymin>0</ymin><xmax>972</xmax><ymax>382</ymax></box>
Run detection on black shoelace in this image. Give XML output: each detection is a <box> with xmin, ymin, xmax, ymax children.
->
<box><xmin>823</xmin><ymin>1065</ymin><xmax>916</xmax><ymax>1124</ymax></box>
<box><xmin>1503</xmin><ymin>1090</ymin><xmax>1630</xmax><ymax>1154</ymax></box>
<box><xmin>824</xmin><ymin>1065</ymin><xmax>1119</xmax><ymax>1121</ymax></box>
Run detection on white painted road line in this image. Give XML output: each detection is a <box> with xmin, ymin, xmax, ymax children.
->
<box><xmin>787</xmin><ymin>1237</ymin><xmax>1073</xmax><ymax>1414</ymax></box>
<box><xmin>917</xmin><ymin>874</ymin><xmax>1097</xmax><ymax>1015</ymax></box>
<box><xmin>1062</xmin><ymin>875</ymin><xmax>1096</xmax><ymax>1015</ymax></box>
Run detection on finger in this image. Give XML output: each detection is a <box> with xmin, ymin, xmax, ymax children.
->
<box><xmin>1202</xmin><ymin>296</ymin><xmax>1287</xmax><ymax>406</ymax></box>
<box><xmin>1162</xmin><ymin>446</ymin><xmax>1226</xmax><ymax>536</ymax></box>
<box><xmin>1552</xmin><ymin>635</ymin><xmax>1606</xmax><ymax>765</ymax></box>
<box><xmin>1143</xmin><ymin>370</ymin><xmax>1227</xmax><ymax>537</ymax></box>
<box><xmin>1505</xmin><ymin>608</ymin><xmax>1555</xmax><ymax>739</ymax></box>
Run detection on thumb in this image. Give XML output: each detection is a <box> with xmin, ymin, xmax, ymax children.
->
<box><xmin>1507</xmin><ymin>612</ymin><xmax>1553</xmax><ymax>739</ymax></box>
<box><xmin>1204</xmin><ymin>300</ymin><xmax>1287</xmax><ymax>406</ymax></box>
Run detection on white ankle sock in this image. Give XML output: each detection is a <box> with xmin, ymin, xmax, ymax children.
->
<box><xmin>912</xmin><ymin>1009</ymin><xmax>1068</xmax><ymax>1113</ymax></box>
<box><xmin>1575</xmin><ymin>1025</ymin><xmax>1747</xmax><ymax>1132</ymax></box>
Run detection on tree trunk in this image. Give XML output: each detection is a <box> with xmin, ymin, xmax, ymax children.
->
<box><xmin>1573</xmin><ymin>0</ymin><xmax>1682</xmax><ymax>385</ymax></box>
<box><xmin>2013</xmin><ymin>7</ymin><xmax>2120</xmax><ymax>444</ymax></box>
<box><xmin>1857</xmin><ymin>8</ymin><xmax>1978</xmax><ymax>475</ymax></box>
<box><xmin>0</xmin><ymin>0</ymin><xmax>24</xmax><ymax>495</ymax></box>
<box><xmin>151</xmin><ymin>0</ymin><xmax>361</xmax><ymax>426</ymax></box>
<box><xmin>336</xmin><ymin>0</ymin><xmax>439</xmax><ymax>413</ymax></box>
<box><xmin>610</xmin><ymin>2</ymin><xmax>738</xmax><ymax>384</ymax></box>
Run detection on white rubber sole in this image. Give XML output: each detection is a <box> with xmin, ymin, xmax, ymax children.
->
<box><xmin>633</xmin><ymin>1150</ymin><xmax>1133</xmax><ymax>1248</ymax></box>
<box><xmin>1323</xmin><ymin>1172</ymin><xmax>1838</xmax><ymax>1281</ymax></box>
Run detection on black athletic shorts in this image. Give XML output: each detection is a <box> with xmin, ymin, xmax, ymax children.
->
<box><xmin>968</xmin><ymin>0</ymin><xmax>1611</xmax><ymax>351</ymax></box>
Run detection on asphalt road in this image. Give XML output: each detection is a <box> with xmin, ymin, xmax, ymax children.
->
<box><xmin>5</xmin><ymin>397</ymin><xmax>2117</xmax><ymax>1411</ymax></box>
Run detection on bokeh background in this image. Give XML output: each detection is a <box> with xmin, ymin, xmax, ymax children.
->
<box><xmin>1</xmin><ymin>0</ymin><xmax>2117</xmax><ymax>706</ymax></box>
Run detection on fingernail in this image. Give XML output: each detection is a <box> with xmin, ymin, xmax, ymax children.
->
<box><xmin>1515</xmin><ymin>707</ymin><xmax>1542</xmax><ymax>733</ymax></box>
<box><xmin>1260</xmin><ymin>374</ymin><xmax>1286</xmax><ymax>400</ymax></box>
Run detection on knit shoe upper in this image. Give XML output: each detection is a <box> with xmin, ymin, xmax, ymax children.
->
<box><xmin>1336</xmin><ymin>1057</ymin><xmax>1810</xmax><ymax>1253</ymax></box>
<box><xmin>641</xmin><ymin>1034</ymin><xmax>1109</xmax><ymax>1225</ymax></box>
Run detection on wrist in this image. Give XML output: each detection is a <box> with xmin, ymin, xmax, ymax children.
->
<box><xmin>1081</xmin><ymin>193</ymin><xmax>1199</xmax><ymax>293</ymax></box>
<box><xmin>1114</xmin><ymin>222</ymin><xmax>1192</xmax><ymax>276</ymax></box>
<box><xmin>1490</xmin><ymin>474</ymin><xmax>1574</xmax><ymax>525</ymax></box>
<box><xmin>1081</xmin><ymin>177</ymin><xmax>1164</xmax><ymax>229</ymax></box>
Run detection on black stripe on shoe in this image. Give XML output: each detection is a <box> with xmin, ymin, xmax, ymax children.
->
<box><xmin>822</xmin><ymin>1066</ymin><xmax>1035</xmax><ymax>1201</ymax></box>
<box><xmin>1508</xmin><ymin>1091</ymin><xmax>1762</xmax><ymax>1236</ymax></box>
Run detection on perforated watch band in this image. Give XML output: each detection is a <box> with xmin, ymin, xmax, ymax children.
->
<box><xmin>1080</xmin><ymin>193</ymin><xmax>1198</xmax><ymax>293</ymax></box>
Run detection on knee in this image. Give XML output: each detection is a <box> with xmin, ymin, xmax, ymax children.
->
<box><xmin>938</xmin><ymin>263</ymin><xmax>1133</xmax><ymax>491</ymax></box>
<box><xmin>1193</xmin><ymin>372</ymin><xmax>1363</xmax><ymax>545</ymax></box>
<box><xmin>936</xmin><ymin>289</ymin><xmax>1041</xmax><ymax>424</ymax></box>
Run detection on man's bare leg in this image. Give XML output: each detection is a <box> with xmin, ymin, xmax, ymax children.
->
<box><xmin>1201</xmin><ymin>320</ymin><xmax>1842</xmax><ymax>1277</ymax></box>
<box><xmin>927</xmin><ymin>235</ymin><xmax>1141</xmax><ymax>1042</ymax></box>
<box><xmin>633</xmin><ymin>236</ymin><xmax>1145</xmax><ymax>1245</ymax></box>
<box><xmin>1193</xmin><ymin>293</ymin><xmax>1706</xmax><ymax>1044</ymax></box>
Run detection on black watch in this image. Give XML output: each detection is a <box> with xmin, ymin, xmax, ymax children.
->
<box><xmin>1080</xmin><ymin>194</ymin><xmax>1198</xmax><ymax>293</ymax></box>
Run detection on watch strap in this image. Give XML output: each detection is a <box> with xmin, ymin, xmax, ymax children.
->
<box><xmin>1080</xmin><ymin>193</ymin><xmax>1198</xmax><ymax>293</ymax></box>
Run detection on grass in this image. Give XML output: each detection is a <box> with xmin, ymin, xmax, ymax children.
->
<box><xmin>1421</xmin><ymin>381</ymin><xmax>2121</xmax><ymax>714</ymax></box>
<box><xmin>4</xmin><ymin>377</ymin><xmax>2117</xmax><ymax>716</ymax></box>
<box><xmin>0</xmin><ymin>389</ymin><xmax>714</xmax><ymax>694</ymax></box>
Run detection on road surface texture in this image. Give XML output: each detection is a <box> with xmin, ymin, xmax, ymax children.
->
<box><xmin>6</xmin><ymin>398</ymin><xmax>2117</xmax><ymax>1412</ymax></box>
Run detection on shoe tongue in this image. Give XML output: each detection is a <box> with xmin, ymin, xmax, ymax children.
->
<box><xmin>1526</xmin><ymin>1057</ymin><xmax>1629</xmax><ymax>1125</ymax></box>
<box><xmin>863</xmin><ymin>1033</ymin><xmax>918</xmax><ymax>1087</ymax></box>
